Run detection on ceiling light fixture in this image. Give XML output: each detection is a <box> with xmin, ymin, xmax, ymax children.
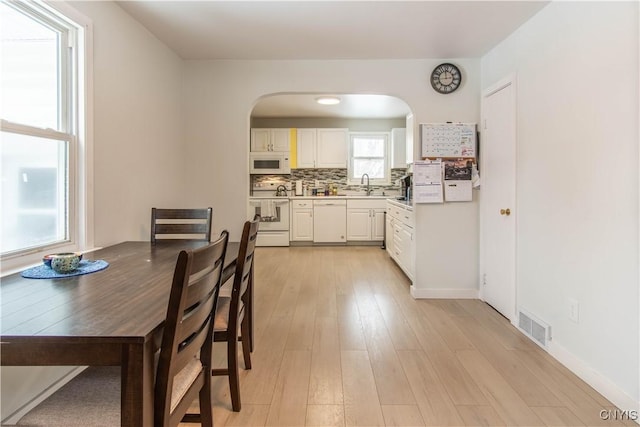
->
<box><xmin>315</xmin><ymin>96</ymin><xmax>341</xmax><ymax>105</ymax></box>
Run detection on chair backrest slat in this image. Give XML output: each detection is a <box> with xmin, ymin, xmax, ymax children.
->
<box><xmin>151</xmin><ymin>207</ymin><xmax>213</xmax><ymax>244</ymax></box>
<box><xmin>154</xmin><ymin>209</ymin><xmax>212</xmax><ymax>220</ymax></box>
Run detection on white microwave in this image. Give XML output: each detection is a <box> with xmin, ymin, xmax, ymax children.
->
<box><xmin>249</xmin><ymin>152</ymin><xmax>291</xmax><ymax>174</ymax></box>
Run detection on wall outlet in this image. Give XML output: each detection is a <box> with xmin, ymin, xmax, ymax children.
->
<box><xmin>568</xmin><ymin>298</ymin><xmax>579</xmax><ymax>323</ymax></box>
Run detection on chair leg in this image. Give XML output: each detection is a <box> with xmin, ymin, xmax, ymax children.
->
<box><xmin>241</xmin><ymin>316</ymin><xmax>252</xmax><ymax>370</ymax></box>
<box><xmin>199</xmin><ymin>375</ymin><xmax>214</xmax><ymax>427</ymax></box>
<box><xmin>227</xmin><ymin>335</ymin><xmax>241</xmax><ymax>412</ymax></box>
<box><xmin>248</xmin><ymin>268</ymin><xmax>254</xmax><ymax>352</ymax></box>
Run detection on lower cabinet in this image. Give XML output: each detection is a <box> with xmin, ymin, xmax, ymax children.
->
<box><xmin>290</xmin><ymin>200</ymin><xmax>313</xmax><ymax>241</ymax></box>
<box><xmin>386</xmin><ymin>200</ymin><xmax>414</xmax><ymax>280</ymax></box>
<box><xmin>346</xmin><ymin>199</ymin><xmax>386</xmax><ymax>242</ymax></box>
<box><xmin>290</xmin><ymin>198</ymin><xmax>387</xmax><ymax>244</ymax></box>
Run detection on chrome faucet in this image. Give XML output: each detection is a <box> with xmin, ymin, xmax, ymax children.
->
<box><xmin>360</xmin><ymin>173</ymin><xmax>371</xmax><ymax>196</ymax></box>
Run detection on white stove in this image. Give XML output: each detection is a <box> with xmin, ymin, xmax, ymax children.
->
<box><xmin>249</xmin><ymin>180</ymin><xmax>290</xmax><ymax>246</ymax></box>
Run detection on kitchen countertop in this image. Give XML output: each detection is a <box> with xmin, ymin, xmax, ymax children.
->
<box><xmin>289</xmin><ymin>195</ymin><xmax>390</xmax><ymax>200</ymax></box>
<box><xmin>386</xmin><ymin>198</ymin><xmax>414</xmax><ymax>209</ymax></box>
<box><xmin>250</xmin><ymin>194</ymin><xmax>396</xmax><ymax>200</ymax></box>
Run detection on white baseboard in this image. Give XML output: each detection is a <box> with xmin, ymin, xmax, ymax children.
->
<box><xmin>410</xmin><ymin>287</ymin><xmax>479</xmax><ymax>299</ymax></box>
<box><xmin>547</xmin><ymin>340</ymin><xmax>640</xmax><ymax>422</ymax></box>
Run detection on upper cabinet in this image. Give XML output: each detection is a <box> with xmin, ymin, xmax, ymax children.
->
<box><xmin>296</xmin><ymin>128</ymin><xmax>316</xmax><ymax>168</ymax></box>
<box><xmin>296</xmin><ymin>128</ymin><xmax>348</xmax><ymax>168</ymax></box>
<box><xmin>251</xmin><ymin>128</ymin><xmax>291</xmax><ymax>152</ymax></box>
<box><xmin>391</xmin><ymin>128</ymin><xmax>407</xmax><ymax>169</ymax></box>
<box><xmin>405</xmin><ymin>113</ymin><xmax>414</xmax><ymax>165</ymax></box>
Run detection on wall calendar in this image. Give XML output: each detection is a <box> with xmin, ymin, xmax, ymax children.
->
<box><xmin>420</xmin><ymin>123</ymin><xmax>477</xmax><ymax>159</ymax></box>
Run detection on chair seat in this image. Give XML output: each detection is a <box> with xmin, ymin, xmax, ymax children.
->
<box><xmin>17</xmin><ymin>367</ymin><xmax>120</xmax><ymax>426</ymax></box>
<box><xmin>214</xmin><ymin>296</ymin><xmax>231</xmax><ymax>331</ymax></box>
<box><xmin>170</xmin><ymin>358</ymin><xmax>203</xmax><ymax>412</ymax></box>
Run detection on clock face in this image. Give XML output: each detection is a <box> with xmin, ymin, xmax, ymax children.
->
<box><xmin>431</xmin><ymin>63</ymin><xmax>462</xmax><ymax>94</ymax></box>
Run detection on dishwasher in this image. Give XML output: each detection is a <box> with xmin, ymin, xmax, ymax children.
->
<box><xmin>313</xmin><ymin>199</ymin><xmax>347</xmax><ymax>243</ymax></box>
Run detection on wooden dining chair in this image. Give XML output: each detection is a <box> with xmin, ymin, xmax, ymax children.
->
<box><xmin>151</xmin><ymin>207</ymin><xmax>213</xmax><ymax>244</ymax></box>
<box><xmin>17</xmin><ymin>231</ymin><xmax>229</xmax><ymax>427</ymax></box>
<box><xmin>212</xmin><ymin>216</ymin><xmax>260</xmax><ymax>412</ymax></box>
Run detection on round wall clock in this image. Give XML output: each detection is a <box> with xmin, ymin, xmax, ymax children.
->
<box><xmin>430</xmin><ymin>63</ymin><xmax>462</xmax><ymax>94</ymax></box>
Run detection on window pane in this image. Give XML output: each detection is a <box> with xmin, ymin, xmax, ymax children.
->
<box><xmin>353</xmin><ymin>159</ymin><xmax>384</xmax><ymax>179</ymax></box>
<box><xmin>353</xmin><ymin>137</ymin><xmax>384</xmax><ymax>157</ymax></box>
<box><xmin>1</xmin><ymin>3</ymin><xmax>60</xmax><ymax>129</ymax></box>
<box><xmin>1</xmin><ymin>132</ymin><xmax>68</xmax><ymax>254</ymax></box>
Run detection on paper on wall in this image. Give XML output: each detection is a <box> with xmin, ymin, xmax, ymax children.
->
<box><xmin>413</xmin><ymin>160</ymin><xmax>444</xmax><ymax>203</ymax></box>
<box><xmin>414</xmin><ymin>184</ymin><xmax>443</xmax><ymax>203</ymax></box>
<box><xmin>444</xmin><ymin>180</ymin><xmax>473</xmax><ymax>202</ymax></box>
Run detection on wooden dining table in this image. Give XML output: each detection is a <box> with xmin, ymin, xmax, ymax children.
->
<box><xmin>1</xmin><ymin>240</ymin><xmax>240</xmax><ymax>426</ymax></box>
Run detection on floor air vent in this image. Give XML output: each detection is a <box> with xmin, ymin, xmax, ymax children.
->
<box><xmin>518</xmin><ymin>308</ymin><xmax>551</xmax><ymax>348</ymax></box>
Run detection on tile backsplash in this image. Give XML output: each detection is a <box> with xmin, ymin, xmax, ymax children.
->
<box><xmin>252</xmin><ymin>168</ymin><xmax>407</xmax><ymax>192</ymax></box>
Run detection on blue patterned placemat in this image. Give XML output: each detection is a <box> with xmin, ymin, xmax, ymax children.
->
<box><xmin>21</xmin><ymin>260</ymin><xmax>109</xmax><ymax>279</ymax></box>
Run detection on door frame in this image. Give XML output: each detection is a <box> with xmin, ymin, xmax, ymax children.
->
<box><xmin>479</xmin><ymin>73</ymin><xmax>518</xmax><ymax>324</ymax></box>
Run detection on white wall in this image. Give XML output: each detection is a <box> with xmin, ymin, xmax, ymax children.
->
<box><xmin>182</xmin><ymin>59</ymin><xmax>481</xmax><ymax>290</ymax></box>
<box><xmin>69</xmin><ymin>1</ymin><xmax>186</xmax><ymax>247</ymax></box>
<box><xmin>482</xmin><ymin>1</ymin><xmax>639</xmax><ymax>410</ymax></box>
<box><xmin>1</xmin><ymin>1</ymin><xmax>186</xmax><ymax>422</ymax></box>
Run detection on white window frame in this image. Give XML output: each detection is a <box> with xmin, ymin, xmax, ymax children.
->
<box><xmin>1</xmin><ymin>0</ymin><xmax>93</xmax><ymax>274</ymax></box>
<box><xmin>347</xmin><ymin>132</ymin><xmax>391</xmax><ymax>185</ymax></box>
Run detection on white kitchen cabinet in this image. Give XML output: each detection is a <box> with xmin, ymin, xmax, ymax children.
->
<box><xmin>346</xmin><ymin>209</ymin><xmax>371</xmax><ymax>240</ymax></box>
<box><xmin>296</xmin><ymin>129</ymin><xmax>316</xmax><ymax>168</ymax></box>
<box><xmin>316</xmin><ymin>128</ymin><xmax>348</xmax><ymax>168</ymax></box>
<box><xmin>313</xmin><ymin>199</ymin><xmax>346</xmax><ymax>243</ymax></box>
<box><xmin>296</xmin><ymin>128</ymin><xmax>348</xmax><ymax>168</ymax></box>
<box><xmin>372</xmin><ymin>209</ymin><xmax>386</xmax><ymax>240</ymax></box>
<box><xmin>290</xmin><ymin>200</ymin><xmax>313</xmax><ymax>241</ymax></box>
<box><xmin>405</xmin><ymin>113</ymin><xmax>414</xmax><ymax>165</ymax></box>
<box><xmin>251</xmin><ymin>128</ymin><xmax>290</xmax><ymax>152</ymax></box>
<box><xmin>385</xmin><ymin>212</ymin><xmax>394</xmax><ymax>255</ymax></box>
<box><xmin>391</xmin><ymin>128</ymin><xmax>407</xmax><ymax>169</ymax></box>
<box><xmin>346</xmin><ymin>199</ymin><xmax>386</xmax><ymax>241</ymax></box>
<box><xmin>386</xmin><ymin>200</ymin><xmax>414</xmax><ymax>280</ymax></box>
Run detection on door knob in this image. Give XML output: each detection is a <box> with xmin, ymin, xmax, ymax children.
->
<box><xmin>500</xmin><ymin>208</ymin><xmax>511</xmax><ymax>216</ymax></box>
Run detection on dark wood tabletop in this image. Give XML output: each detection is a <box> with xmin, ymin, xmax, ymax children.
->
<box><xmin>1</xmin><ymin>240</ymin><xmax>239</xmax><ymax>426</ymax></box>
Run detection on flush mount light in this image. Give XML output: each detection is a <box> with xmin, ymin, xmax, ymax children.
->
<box><xmin>315</xmin><ymin>96</ymin><xmax>341</xmax><ymax>105</ymax></box>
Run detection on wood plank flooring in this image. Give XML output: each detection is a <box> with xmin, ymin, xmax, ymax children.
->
<box><xmin>182</xmin><ymin>246</ymin><xmax>626</xmax><ymax>426</ymax></box>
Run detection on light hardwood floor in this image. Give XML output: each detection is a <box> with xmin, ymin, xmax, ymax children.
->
<box><xmin>183</xmin><ymin>246</ymin><xmax>630</xmax><ymax>427</ymax></box>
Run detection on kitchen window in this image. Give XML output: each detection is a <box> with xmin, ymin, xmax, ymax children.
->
<box><xmin>1</xmin><ymin>0</ymin><xmax>89</xmax><ymax>263</ymax></box>
<box><xmin>348</xmin><ymin>132</ymin><xmax>390</xmax><ymax>184</ymax></box>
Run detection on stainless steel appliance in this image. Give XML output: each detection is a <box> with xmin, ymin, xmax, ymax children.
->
<box><xmin>400</xmin><ymin>174</ymin><xmax>412</xmax><ymax>201</ymax></box>
<box><xmin>249</xmin><ymin>180</ymin><xmax>290</xmax><ymax>246</ymax></box>
<box><xmin>249</xmin><ymin>152</ymin><xmax>290</xmax><ymax>174</ymax></box>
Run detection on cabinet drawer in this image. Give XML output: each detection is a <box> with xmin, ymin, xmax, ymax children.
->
<box><xmin>347</xmin><ymin>199</ymin><xmax>387</xmax><ymax>209</ymax></box>
<box><xmin>389</xmin><ymin>207</ymin><xmax>400</xmax><ymax>220</ymax></box>
<box><xmin>399</xmin><ymin>210</ymin><xmax>414</xmax><ymax>227</ymax></box>
<box><xmin>291</xmin><ymin>200</ymin><xmax>313</xmax><ymax>209</ymax></box>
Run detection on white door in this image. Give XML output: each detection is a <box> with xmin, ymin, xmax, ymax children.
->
<box><xmin>481</xmin><ymin>76</ymin><xmax>517</xmax><ymax>320</ymax></box>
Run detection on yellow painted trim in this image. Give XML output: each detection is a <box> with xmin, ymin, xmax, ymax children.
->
<box><xmin>289</xmin><ymin>128</ymin><xmax>297</xmax><ymax>169</ymax></box>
